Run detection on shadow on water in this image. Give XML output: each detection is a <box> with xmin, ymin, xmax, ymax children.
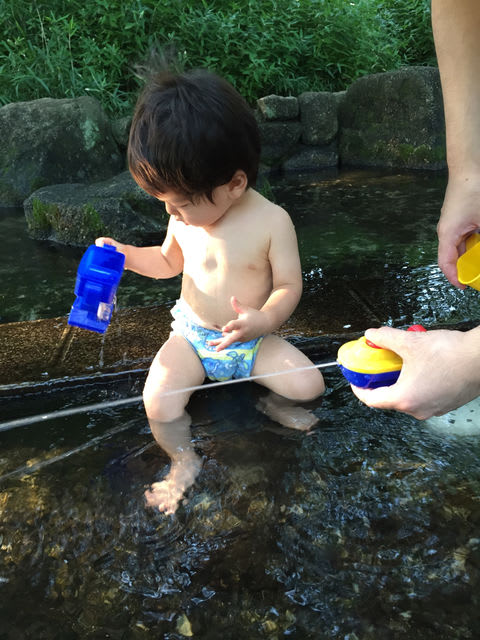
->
<box><xmin>2</xmin><ymin>171</ymin><xmax>480</xmax><ymax>637</ymax></box>
<box><xmin>2</xmin><ymin>371</ymin><xmax>480</xmax><ymax>638</ymax></box>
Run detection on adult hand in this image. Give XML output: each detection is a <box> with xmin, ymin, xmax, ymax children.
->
<box><xmin>437</xmin><ymin>175</ymin><xmax>480</xmax><ymax>288</ymax></box>
<box><xmin>207</xmin><ymin>296</ymin><xmax>268</xmax><ymax>351</ymax></box>
<box><xmin>350</xmin><ymin>326</ymin><xmax>480</xmax><ymax>420</ymax></box>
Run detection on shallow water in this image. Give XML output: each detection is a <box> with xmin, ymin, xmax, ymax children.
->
<box><xmin>2</xmin><ymin>170</ymin><xmax>480</xmax><ymax>637</ymax></box>
<box><xmin>2</xmin><ymin>169</ymin><xmax>478</xmax><ymax>326</ymax></box>
<box><xmin>285</xmin><ymin>170</ymin><xmax>479</xmax><ymax>327</ymax></box>
<box><xmin>0</xmin><ymin>213</ymin><xmax>178</xmax><ymax>324</ymax></box>
<box><xmin>2</xmin><ymin>372</ymin><xmax>480</xmax><ymax>638</ymax></box>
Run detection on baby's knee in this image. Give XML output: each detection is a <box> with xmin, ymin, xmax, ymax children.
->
<box><xmin>289</xmin><ymin>371</ymin><xmax>325</xmax><ymax>402</ymax></box>
<box><xmin>143</xmin><ymin>383</ymin><xmax>183</xmax><ymax>423</ymax></box>
<box><xmin>142</xmin><ymin>385</ymin><xmax>162</xmax><ymax>420</ymax></box>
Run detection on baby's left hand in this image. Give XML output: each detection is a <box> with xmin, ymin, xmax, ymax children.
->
<box><xmin>208</xmin><ymin>296</ymin><xmax>268</xmax><ymax>351</ymax></box>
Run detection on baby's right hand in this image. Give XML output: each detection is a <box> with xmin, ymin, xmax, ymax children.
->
<box><xmin>95</xmin><ymin>237</ymin><xmax>127</xmax><ymax>255</ymax></box>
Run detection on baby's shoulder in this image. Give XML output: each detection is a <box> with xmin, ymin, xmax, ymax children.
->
<box><xmin>247</xmin><ymin>189</ymin><xmax>293</xmax><ymax>226</ymax></box>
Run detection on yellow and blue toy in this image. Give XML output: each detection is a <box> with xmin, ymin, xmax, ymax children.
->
<box><xmin>337</xmin><ymin>325</ymin><xmax>426</xmax><ymax>389</ymax></box>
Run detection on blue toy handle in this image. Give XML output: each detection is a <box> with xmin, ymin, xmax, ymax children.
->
<box><xmin>68</xmin><ymin>244</ymin><xmax>125</xmax><ymax>333</ymax></box>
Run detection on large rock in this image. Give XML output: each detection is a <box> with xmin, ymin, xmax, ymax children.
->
<box><xmin>24</xmin><ymin>171</ymin><xmax>166</xmax><ymax>247</ymax></box>
<box><xmin>0</xmin><ymin>96</ymin><xmax>124</xmax><ymax>207</ymax></box>
<box><xmin>257</xmin><ymin>95</ymin><xmax>299</xmax><ymax>121</ymax></box>
<box><xmin>258</xmin><ymin>121</ymin><xmax>303</xmax><ymax>165</ymax></box>
<box><xmin>298</xmin><ymin>91</ymin><xmax>339</xmax><ymax>145</ymax></box>
<box><xmin>339</xmin><ymin>67</ymin><xmax>446</xmax><ymax>169</ymax></box>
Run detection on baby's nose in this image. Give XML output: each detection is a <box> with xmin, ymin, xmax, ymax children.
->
<box><xmin>165</xmin><ymin>202</ymin><xmax>177</xmax><ymax>216</ymax></box>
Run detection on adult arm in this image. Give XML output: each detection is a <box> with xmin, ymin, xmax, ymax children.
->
<box><xmin>353</xmin><ymin>2</ymin><xmax>480</xmax><ymax>419</ymax></box>
<box><xmin>433</xmin><ymin>0</ymin><xmax>480</xmax><ymax>286</ymax></box>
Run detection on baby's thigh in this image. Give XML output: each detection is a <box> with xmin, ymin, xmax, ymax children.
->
<box><xmin>252</xmin><ymin>334</ymin><xmax>325</xmax><ymax>400</ymax></box>
<box><xmin>143</xmin><ymin>334</ymin><xmax>205</xmax><ymax>419</ymax></box>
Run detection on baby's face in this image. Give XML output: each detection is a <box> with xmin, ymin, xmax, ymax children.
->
<box><xmin>156</xmin><ymin>185</ymin><xmax>234</xmax><ymax>228</ymax></box>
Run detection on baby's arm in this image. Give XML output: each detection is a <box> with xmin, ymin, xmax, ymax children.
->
<box><xmin>260</xmin><ymin>208</ymin><xmax>303</xmax><ymax>328</ymax></box>
<box><xmin>96</xmin><ymin>218</ymin><xmax>183</xmax><ymax>279</ymax></box>
<box><xmin>211</xmin><ymin>208</ymin><xmax>302</xmax><ymax>350</ymax></box>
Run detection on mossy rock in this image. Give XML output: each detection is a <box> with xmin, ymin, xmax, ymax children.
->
<box><xmin>24</xmin><ymin>173</ymin><xmax>166</xmax><ymax>247</ymax></box>
<box><xmin>339</xmin><ymin>67</ymin><xmax>446</xmax><ymax>169</ymax></box>
<box><xmin>0</xmin><ymin>96</ymin><xmax>124</xmax><ymax>207</ymax></box>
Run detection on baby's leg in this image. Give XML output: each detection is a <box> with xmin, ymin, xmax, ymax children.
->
<box><xmin>143</xmin><ymin>334</ymin><xmax>205</xmax><ymax>515</ymax></box>
<box><xmin>252</xmin><ymin>335</ymin><xmax>325</xmax><ymax>431</ymax></box>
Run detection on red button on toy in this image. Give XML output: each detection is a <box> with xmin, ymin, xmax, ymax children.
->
<box><xmin>407</xmin><ymin>324</ymin><xmax>427</xmax><ymax>332</ymax></box>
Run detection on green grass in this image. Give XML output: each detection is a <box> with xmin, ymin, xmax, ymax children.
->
<box><xmin>0</xmin><ymin>0</ymin><xmax>435</xmax><ymax>117</ymax></box>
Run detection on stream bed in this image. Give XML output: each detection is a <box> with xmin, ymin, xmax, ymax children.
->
<box><xmin>1</xmin><ymin>170</ymin><xmax>480</xmax><ymax>638</ymax></box>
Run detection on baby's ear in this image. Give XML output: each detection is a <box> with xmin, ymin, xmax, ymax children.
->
<box><xmin>228</xmin><ymin>170</ymin><xmax>248</xmax><ymax>199</ymax></box>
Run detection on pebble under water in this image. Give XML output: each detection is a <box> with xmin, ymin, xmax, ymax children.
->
<box><xmin>1</xmin><ymin>371</ymin><xmax>480</xmax><ymax>639</ymax></box>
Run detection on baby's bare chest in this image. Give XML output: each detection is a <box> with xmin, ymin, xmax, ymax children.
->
<box><xmin>179</xmin><ymin>228</ymin><xmax>269</xmax><ymax>275</ymax></box>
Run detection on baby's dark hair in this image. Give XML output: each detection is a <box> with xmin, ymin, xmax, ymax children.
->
<box><xmin>127</xmin><ymin>68</ymin><xmax>261</xmax><ymax>201</ymax></box>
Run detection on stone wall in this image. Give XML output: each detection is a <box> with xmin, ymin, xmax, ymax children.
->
<box><xmin>256</xmin><ymin>66</ymin><xmax>445</xmax><ymax>174</ymax></box>
<box><xmin>257</xmin><ymin>92</ymin><xmax>340</xmax><ymax>172</ymax></box>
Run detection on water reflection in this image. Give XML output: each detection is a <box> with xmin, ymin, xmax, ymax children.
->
<box><xmin>0</xmin><ymin>208</ymin><xmax>179</xmax><ymax>323</ymax></box>
<box><xmin>0</xmin><ymin>170</ymin><xmax>454</xmax><ymax>324</ymax></box>
<box><xmin>1</xmin><ymin>373</ymin><xmax>480</xmax><ymax>638</ymax></box>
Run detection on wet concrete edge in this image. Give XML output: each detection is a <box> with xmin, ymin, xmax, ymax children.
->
<box><xmin>0</xmin><ymin>294</ymin><xmax>475</xmax><ymax>400</ymax></box>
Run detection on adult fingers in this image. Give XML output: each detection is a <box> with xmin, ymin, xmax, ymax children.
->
<box><xmin>437</xmin><ymin>238</ymin><xmax>464</xmax><ymax>288</ymax></box>
<box><xmin>362</xmin><ymin>326</ymin><xmax>411</xmax><ymax>354</ymax></box>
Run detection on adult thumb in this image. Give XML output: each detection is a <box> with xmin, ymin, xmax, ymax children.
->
<box><xmin>363</xmin><ymin>326</ymin><xmax>409</xmax><ymax>355</ymax></box>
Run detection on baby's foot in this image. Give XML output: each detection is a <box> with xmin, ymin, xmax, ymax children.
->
<box><xmin>256</xmin><ymin>394</ymin><xmax>319</xmax><ymax>431</ymax></box>
<box><xmin>145</xmin><ymin>452</ymin><xmax>202</xmax><ymax>515</ymax></box>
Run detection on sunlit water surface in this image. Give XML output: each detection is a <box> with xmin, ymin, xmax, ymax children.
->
<box><xmin>2</xmin><ymin>376</ymin><xmax>480</xmax><ymax>639</ymax></box>
<box><xmin>1</xmin><ymin>171</ymin><xmax>480</xmax><ymax>638</ymax></box>
<box><xmin>2</xmin><ymin>169</ymin><xmax>479</xmax><ymax>326</ymax></box>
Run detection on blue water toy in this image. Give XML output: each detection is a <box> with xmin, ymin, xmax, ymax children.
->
<box><xmin>68</xmin><ymin>244</ymin><xmax>125</xmax><ymax>333</ymax></box>
<box><xmin>337</xmin><ymin>325</ymin><xmax>426</xmax><ymax>389</ymax></box>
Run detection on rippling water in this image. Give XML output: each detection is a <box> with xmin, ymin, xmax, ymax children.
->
<box><xmin>0</xmin><ymin>371</ymin><xmax>480</xmax><ymax>639</ymax></box>
<box><xmin>2</xmin><ymin>170</ymin><xmax>480</xmax><ymax>637</ymax></box>
<box><xmin>1</xmin><ymin>371</ymin><xmax>480</xmax><ymax>638</ymax></box>
<box><xmin>2</xmin><ymin>169</ymin><xmax>476</xmax><ymax>325</ymax></box>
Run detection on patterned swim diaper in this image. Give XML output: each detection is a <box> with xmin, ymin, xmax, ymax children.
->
<box><xmin>170</xmin><ymin>298</ymin><xmax>263</xmax><ymax>382</ymax></box>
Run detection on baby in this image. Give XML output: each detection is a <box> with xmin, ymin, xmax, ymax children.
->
<box><xmin>97</xmin><ymin>68</ymin><xmax>325</xmax><ymax>514</ymax></box>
